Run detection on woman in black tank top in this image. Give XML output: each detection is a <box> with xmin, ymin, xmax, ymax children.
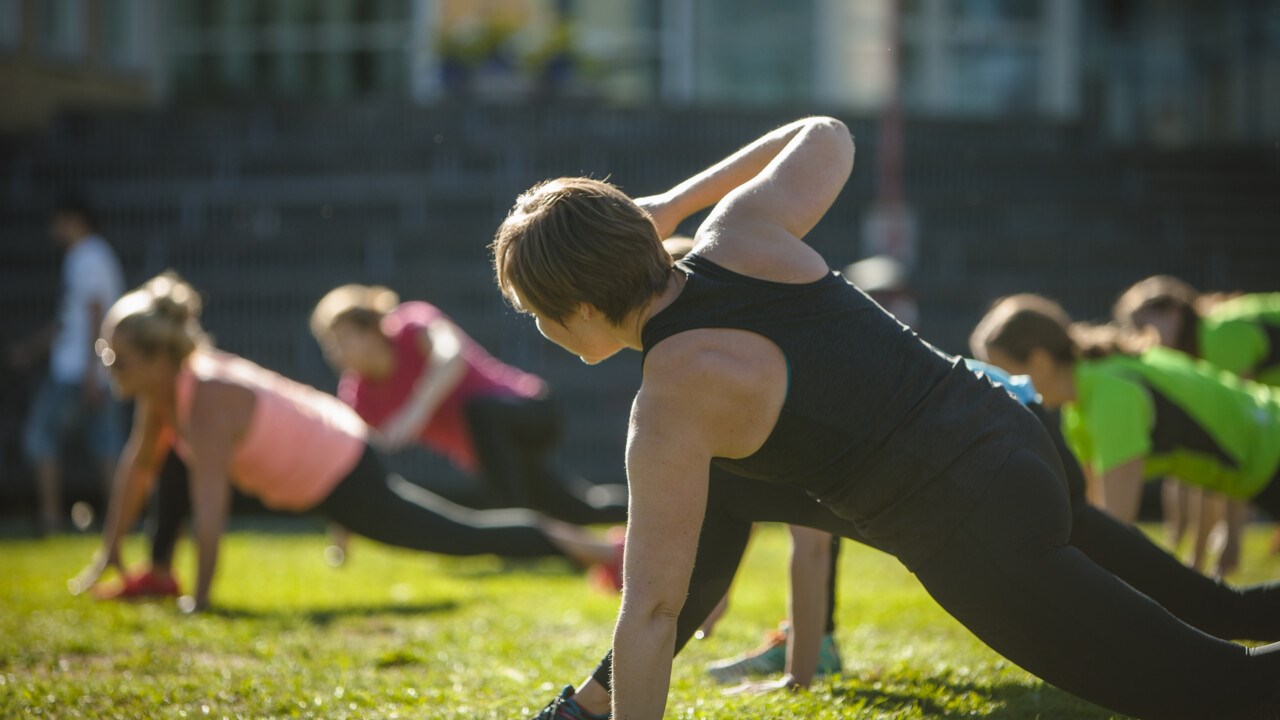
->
<box><xmin>492</xmin><ymin>117</ymin><xmax>1280</xmax><ymax>719</ymax></box>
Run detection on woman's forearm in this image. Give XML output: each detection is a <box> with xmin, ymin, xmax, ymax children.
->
<box><xmin>611</xmin><ymin>604</ymin><xmax>679</xmax><ymax>719</ymax></box>
<box><xmin>406</xmin><ymin>351</ymin><xmax>466</xmax><ymax>428</ymax></box>
<box><xmin>98</xmin><ymin>448</ymin><xmax>155</xmax><ymax>562</ymax></box>
<box><xmin>190</xmin><ymin>470</ymin><xmax>231</xmax><ymax>610</ymax></box>
<box><xmin>658</xmin><ymin>118</ymin><xmax>833</xmax><ymax>227</ymax></box>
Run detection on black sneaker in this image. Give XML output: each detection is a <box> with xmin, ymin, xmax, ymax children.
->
<box><xmin>529</xmin><ymin>685</ymin><xmax>610</xmax><ymax>720</ymax></box>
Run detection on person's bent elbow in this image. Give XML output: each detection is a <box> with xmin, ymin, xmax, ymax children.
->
<box><xmin>804</xmin><ymin>117</ymin><xmax>854</xmax><ymax>154</ymax></box>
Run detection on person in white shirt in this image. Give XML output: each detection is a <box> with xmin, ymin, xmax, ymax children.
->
<box><xmin>10</xmin><ymin>198</ymin><xmax>125</xmax><ymax>534</ymax></box>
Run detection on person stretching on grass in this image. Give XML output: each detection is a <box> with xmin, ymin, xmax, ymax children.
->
<box><xmin>973</xmin><ymin>293</ymin><xmax>1280</xmax><ymax>537</ymax></box>
<box><xmin>531</xmin><ymin>356</ymin><xmax>1280</xmax><ymax>719</ymax></box>
<box><xmin>72</xmin><ymin>272</ymin><xmax>622</xmax><ymax>611</ymax></box>
<box><xmin>1115</xmin><ymin>276</ymin><xmax>1280</xmax><ymax>567</ymax></box>
<box><xmin>493</xmin><ymin>116</ymin><xmax>1280</xmax><ymax>719</ymax></box>
<box><xmin>310</xmin><ymin>284</ymin><xmax>627</xmax><ymax>525</ymax></box>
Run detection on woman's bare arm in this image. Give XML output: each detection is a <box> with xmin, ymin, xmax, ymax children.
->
<box><xmin>637</xmin><ymin>117</ymin><xmax>854</xmax><ymax>245</ymax></box>
<box><xmin>377</xmin><ymin>319</ymin><xmax>468</xmax><ymax>448</ymax></box>
<box><xmin>71</xmin><ymin>400</ymin><xmax>166</xmax><ymax>593</ymax></box>
<box><xmin>183</xmin><ymin>381</ymin><xmax>252</xmax><ymax>611</ymax></box>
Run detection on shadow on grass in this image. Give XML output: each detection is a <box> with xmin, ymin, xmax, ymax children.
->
<box><xmin>825</xmin><ymin>675</ymin><xmax>1118</xmax><ymax>719</ymax></box>
<box><xmin>445</xmin><ymin>558</ymin><xmax>582</xmax><ymax>580</ymax></box>
<box><xmin>208</xmin><ymin>600</ymin><xmax>460</xmax><ymax>626</ymax></box>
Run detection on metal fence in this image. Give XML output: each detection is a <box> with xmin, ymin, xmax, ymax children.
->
<box><xmin>2</xmin><ymin>102</ymin><xmax>1278</xmax><ymax>511</ymax></box>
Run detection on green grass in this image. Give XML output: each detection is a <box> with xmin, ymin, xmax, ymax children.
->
<box><xmin>3</xmin><ymin>521</ymin><xmax>1279</xmax><ymax>719</ymax></box>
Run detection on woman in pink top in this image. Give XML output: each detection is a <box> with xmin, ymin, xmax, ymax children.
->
<box><xmin>72</xmin><ymin>272</ymin><xmax>621</xmax><ymax>611</ymax></box>
<box><xmin>309</xmin><ymin>284</ymin><xmax>627</xmax><ymax>524</ymax></box>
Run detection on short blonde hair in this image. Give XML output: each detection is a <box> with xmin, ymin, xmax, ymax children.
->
<box><xmin>310</xmin><ymin>284</ymin><xmax>400</xmax><ymax>340</ymax></box>
<box><xmin>492</xmin><ymin>177</ymin><xmax>671</xmax><ymax>325</ymax></box>
<box><xmin>104</xmin><ymin>271</ymin><xmax>207</xmax><ymax>362</ymax></box>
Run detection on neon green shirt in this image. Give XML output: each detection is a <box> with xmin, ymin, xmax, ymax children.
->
<box><xmin>1061</xmin><ymin>346</ymin><xmax>1280</xmax><ymax>499</ymax></box>
<box><xmin>1199</xmin><ymin>293</ymin><xmax>1280</xmax><ymax>386</ymax></box>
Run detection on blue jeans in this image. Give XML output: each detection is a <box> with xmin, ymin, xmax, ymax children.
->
<box><xmin>22</xmin><ymin>379</ymin><xmax>123</xmax><ymax>465</ymax></box>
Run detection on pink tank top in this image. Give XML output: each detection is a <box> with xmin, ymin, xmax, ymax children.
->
<box><xmin>338</xmin><ymin>302</ymin><xmax>545</xmax><ymax>472</ymax></box>
<box><xmin>173</xmin><ymin>349</ymin><xmax>367</xmax><ymax>511</ymax></box>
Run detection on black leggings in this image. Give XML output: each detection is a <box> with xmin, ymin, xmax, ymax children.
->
<box><xmin>149</xmin><ymin>445</ymin><xmax>563</xmax><ymax>559</ymax></box>
<box><xmin>314</xmin><ymin>446</ymin><xmax>561</xmax><ymax>556</ymax></box>
<box><xmin>593</xmin><ymin>419</ymin><xmax>1280</xmax><ymax>718</ymax></box>
<box><xmin>150</xmin><ymin>449</ymin><xmax>190</xmax><ymax>568</ymax></box>
<box><xmin>915</xmin><ymin>425</ymin><xmax>1280</xmax><ymax>719</ymax></box>
<box><xmin>465</xmin><ymin>395</ymin><xmax>627</xmax><ymax>525</ymax></box>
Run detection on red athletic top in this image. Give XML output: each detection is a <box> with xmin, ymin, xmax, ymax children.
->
<box><xmin>338</xmin><ymin>302</ymin><xmax>545</xmax><ymax>472</ymax></box>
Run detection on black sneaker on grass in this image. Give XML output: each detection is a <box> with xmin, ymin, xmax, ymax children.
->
<box><xmin>530</xmin><ymin>685</ymin><xmax>610</xmax><ymax>720</ymax></box>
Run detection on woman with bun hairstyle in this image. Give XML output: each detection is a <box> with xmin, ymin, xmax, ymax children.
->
<box><xmin>973</xmin><ymin>293</ymin><xmax>1280</xmax><ymax>526</ymax></box>
<box><xmin>73</xmin><ymin>272</ymin><xmax>623</xmax><ymax>611</ymax></box>
<box><xmin>310</xmin><ymin>284</ymin><xmax>626</xmax><ymax>525</ymax></box>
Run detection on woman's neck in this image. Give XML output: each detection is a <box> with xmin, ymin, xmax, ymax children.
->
<box><xmin>1052</xmin><ymin>363</ymin><xmax>1079</xmax><ymax>407</ymax></box>
<box><xmin>620</xmin><ymin>271</ymin><xmax>687</xmax><ymax>351</ymax></box>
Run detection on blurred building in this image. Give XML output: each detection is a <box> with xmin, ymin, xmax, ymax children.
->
<box><xmin>1</xmin><ymin>0</ymin><xmax>1277</xmax><ymax>507</ymax></box>
<box><xmin>5</xmin><ymin>1</ymin><xmax>1276</xmax><ymax>141</ymax></box>
<box><xmin>0</xmin><ymin>0</ymin><xmax>165</xmax><ymax>131</ymax></box>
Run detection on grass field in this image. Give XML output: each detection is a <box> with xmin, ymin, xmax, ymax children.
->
<box><xmin>4</xmin><ymin>520</ymin><xmax>1279</xmax><ymax>719</ymax></box>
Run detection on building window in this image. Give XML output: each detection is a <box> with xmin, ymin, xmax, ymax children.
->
<box><xmin>104</xmin><ymin>0</ymin><xmax>143</xmax><ymax>68</ymax></box>
<box><xmin>692</xmin><ymin>0</ymin><xmax>816</xmax><ymax>106</ymax></box>
<box><xmin>0</xmin><ymin>0</ymin><xmax>20</xmax><ymax>50</ymax></box>
<box><xmin>40</xmin><ymin>0</ymin><xmax>87</xmax><ymax>59</ymax></box>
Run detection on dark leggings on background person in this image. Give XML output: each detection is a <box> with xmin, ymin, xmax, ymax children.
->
<box><xmin>149</xmin><ymin>395</ymin><xmax>626</xmax><ymax>565</ymax></box>
<box><xmin>150</xmin><ymin>450</ymin><xmax>189</xmax><ymax>569</ymax></box>
<box><xmin>823</xmin><ymin>536</ymin><xmax>839</xmax><ymax>636</ymax></box>
<box><xmin>590</xmin><ymin>410</ymin><xmax>1280</xmax><ymax>717</ymax></box>
<box><xmin>465</xmin><ymin>394</ymin><xmax>627</xmax><ymax>525</ymax></box>
<box><xmin>149</xmin><ymin>445</ymin><xmax>563</xmax><ymax>559</ymax></box>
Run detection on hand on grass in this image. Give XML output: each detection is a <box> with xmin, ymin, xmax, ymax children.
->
<box><xmin>68</xmin><ymin>549</ymin><xmax>121</xmax><ymax>595</ymax></box>
<box><xmin>723</xmin><ymin>675</ymin><xmax>806</xmax><ymax>696</ymax></box>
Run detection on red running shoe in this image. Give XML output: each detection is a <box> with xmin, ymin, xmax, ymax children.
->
<box><xmin>589</xmin><ymin>526</ymin><xmax>626</xmax><ymax>594</ymax></box>
<box><xmin>94</xmin><ymin>569</ymin><xmax>181</xmax><ymax>600</ymax></box>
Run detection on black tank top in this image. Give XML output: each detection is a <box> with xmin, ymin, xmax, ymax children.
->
<box><xmin>642</xmin><ymin>255</ymin><xmax>1033</xmax><ymax>569</ymax></box>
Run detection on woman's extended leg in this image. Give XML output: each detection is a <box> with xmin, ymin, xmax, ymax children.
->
<box><xmin>1029</xmin><ymin>403</ymin><xmax>1280</xmax><ymax>641</ymax></box>
<box><xmin>150</xmin><ymin>450</ymin><xmax>190</xmax><ymax>572</ymax></box>
<box><xmin>316</xmin><ymin>446</ymin><xmax>611</xmax><ymax>563</ymax></box>
<box><xmin>915</xmin><ymin>428</ymin><xmax>1280</xmax><ymax>720</ymax></box>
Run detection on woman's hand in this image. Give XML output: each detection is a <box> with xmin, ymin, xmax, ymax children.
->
<box><xmin>68</xmin><ymin>547</ymin><xmax>122</xmax><ymax>595</ymax></box>
<box><xmin>635</xmin><ymin>193</ymin><xmax>682</xmax><ymax>240</ymax></box>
